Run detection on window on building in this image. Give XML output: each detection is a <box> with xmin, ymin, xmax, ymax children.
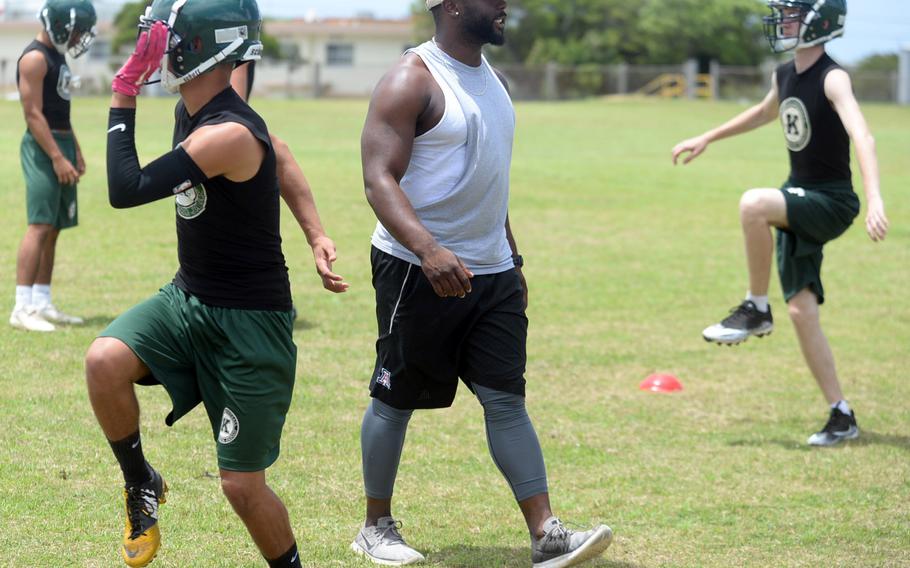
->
<box><xmin>326</xmin><ymin>43</ymin><xmax>354</xmax><ymax>66</ymax></box>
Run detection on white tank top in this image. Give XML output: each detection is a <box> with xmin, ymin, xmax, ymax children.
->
<box><xmin>370</xmin><ymin>39</ymin><xmax>515</xmax><ymax>275</ymax></box>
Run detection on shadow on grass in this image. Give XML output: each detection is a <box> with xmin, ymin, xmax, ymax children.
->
<box><xmin>727</xmin><ymin>438</ymin><xmax>812</xmax><ymax>451</ymax></box>
<box><xmin>430</xmin><ymin>545</ymin><xmax>638</xmax><ymax>568</ymax></box>
<box><xmin>727</xmin><ymin>430</ymin><xmax>910</xmax><ymax>451</ymax></box>
<box><xmin>846</xmin><ymin>430</ymin><xmax>910</xmax><ymax>451</ymax></box>
<box><xmin>293</xmin><ymin>317</ymin><xmax>317</xmax><ymax>331</ymax></box>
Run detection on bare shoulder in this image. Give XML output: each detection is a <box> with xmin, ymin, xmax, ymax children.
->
<box><xmin>373</xmin><ymin>53</ymin><xmax>434</xmax><ymax>104</ymax></box>
<box><xmin>823</xmin><ymin>67</ymin><xmax>854</xmax><ymax>101</ymax></box>
<box><xmin>824</xmin><ymin>67</ymin><xmax>852</xmax><ymax>87</ymax></box>
<box><xmin>182</xmin><ymin>121</ymin><xmax>263</xmax><ymax>179</ymax></box>
<box><xmin>364</xmin><ymin>53</ymin><xmax>438</xmax><ymax>129</ymax></box>
<box><xmin>17</xmin><ymin>49</ymin><xmax>48</xmax><ymax>80</ymax></box>
<box><xmin>184</xmin><ymin>122</ymin><xmax>257</xmax><ymax>151</ymax></box>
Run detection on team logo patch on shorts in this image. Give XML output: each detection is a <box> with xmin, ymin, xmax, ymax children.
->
<box><xmin>787</xmin><ymin>187</ymin><xmax>806</xmax><ymax>198</ymax></box>
<box><xmin>218</xmin><ymin>407</ymin><xmax>240</xmax><ymax>444</ymax></box>
<box><xmin>376</xmin><ymin>368</ymin><xmax>392</xmax><ymax>390</ymax></box>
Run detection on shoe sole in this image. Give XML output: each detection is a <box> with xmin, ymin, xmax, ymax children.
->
<box><xmin>704</xmin><ymin>328</ymin><xmax>773</xmax><ymax>346</ymax></box>
<box><xmin>533</xmin><ymin>525</ymin><xmax>613</xmax><ymax>568</ymax></box>
<box><xmin>9</xmin><ymin>319</ymin><xmax>55</xmax><ymax>332</ymax></box>
<box><xmin>808</xmin><ymin>427</ymin><xmax>859</xmax><ymax>447</ymax></box>
<box><xmin>123</xmin><ymin>552</ymin><xmax>158</xmax><ymax>568</ymax></box>
<box><xmin>350</xmin><ymin>541</ymin><xmax>424</xmax><ymax>566</ymax></box>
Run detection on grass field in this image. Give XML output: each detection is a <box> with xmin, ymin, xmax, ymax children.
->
<box><xmin>0</xmin><ymin>95</ymin><xmax>907</xmax><ymax>568</ymax></box>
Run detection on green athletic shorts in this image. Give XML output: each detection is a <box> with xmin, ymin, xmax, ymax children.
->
<box><xmin>776</xmin><ymin>179</ymin><xmax>859</xmax><ymax>304</ymax></box>
<box><xmin>20</xmin><ymin>130</ymin><xmax>78</xmax><ymax>228</ymax></box>
<box><xmin>100</xmin><ymin>283</ymin><xmax>297</xmax><ymax>472</ymax></box>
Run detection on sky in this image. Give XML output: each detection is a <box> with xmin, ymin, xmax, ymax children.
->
<box><xmin>259</xmin><ymin>0</ymin><xmax>910</xmax><ymax>65</ymax></box>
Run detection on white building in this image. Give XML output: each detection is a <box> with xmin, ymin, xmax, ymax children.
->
<box><xmin>255</xmin><ymin>17</ymin><xmax>416</xmax><ymax>98</ymax></box>
<box><xmin>0</xmin><ymin>18</ymin><xmax>114</xmax><ymax>96</ymax></box>
<box><xmin>0</xmin><ymin>14</ymin><xmax>415</xmax><ymax>98</ymax></box>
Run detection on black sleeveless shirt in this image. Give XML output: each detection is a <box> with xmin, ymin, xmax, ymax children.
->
<box><xmin>16</xmin><ymin>40</ymin><xmax>72</xmax><ymax>131</ymax></box>
<box><xmin>171</xmin><ymin>87</ymin><xmax>292</xmax><ymax>311</ymax></box>
<box><xmin>775</xmin><ymin>53</ymin><xmax>851</xmax><ymax>184</ymax></box>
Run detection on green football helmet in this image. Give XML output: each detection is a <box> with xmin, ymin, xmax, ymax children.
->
<box><xmin>38</xmin><ymin>0</ymin><xmax>97</xmax><ymax>58</ymax></box>
<box><xmin>140</xmin><ymin>0</ymin><xmax>263</xmax><ymax>93</ymax></box>
<box><xmin>763</xmin><ymin>0</ymin><xmax>846</xmax><ymax>53</ymax></box>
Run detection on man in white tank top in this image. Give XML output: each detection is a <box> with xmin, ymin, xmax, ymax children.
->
<box><xmin>351</xmin><ymin>2</ymin><xmax>613</xmax><ymax>567</ymax></box>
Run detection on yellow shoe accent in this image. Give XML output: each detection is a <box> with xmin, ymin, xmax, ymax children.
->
<box><xmin>121</xmin><ymin>522</ymin><xmax>161</xmax><ymax>567</ymax></box>
<box><xmin>120</xmin><ymin>474</ymin><xmax>167</xmax><ymax>567</ymax></box>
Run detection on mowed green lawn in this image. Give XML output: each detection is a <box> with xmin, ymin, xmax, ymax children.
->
<box><xmin>0</xmin><ymin>95</ymin><xmax>907</xmax><ymax>568</ymax></box>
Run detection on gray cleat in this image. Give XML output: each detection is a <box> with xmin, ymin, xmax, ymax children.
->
<box><xmin>350</xmin><ymin>516</ymin><xmax>425</xmax><ymax>566</ymax></box>
<box><xmin>532</xmin><ymin>516</ymin><xmax>613</xmax><ymax>568</ymax></box>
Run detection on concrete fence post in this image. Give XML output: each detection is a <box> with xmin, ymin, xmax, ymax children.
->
<box><xmin>898</xmin><ymin>45</ymin><xmax>910</xmax><ymax>105</ymax></box>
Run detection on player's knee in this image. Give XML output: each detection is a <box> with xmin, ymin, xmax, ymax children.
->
<box><xmin>85</xmin><ymin>338</ymin><xmax>137</xmax><ymax>388</ymax></box>
<box><xmin>84</xmin><ymin>341</ymin><xmax>117</xmax><ymax>386</ymax></box>
<box><xmin>739</xmin><ymin>190</ymin><xmax>767</xmax><ymax>222</ymax></box>
<box><xmin>26</xmin><ymin>223</ymin><xmax>55</xmax><ymax>241</ymax></box>
<box><xmin>477</xmin><ymin>387</ymin><xmax>528</xmax><ymax>426</ymax></box>
<box><xmin>220</xmin><ymin>475</ymin><xmax>259</xmax><ymax>513</ymax></box>
<box><xmin>787</xmin><ymin>298</ymin><xmax>818</xmax><ymax>326</ymax></box>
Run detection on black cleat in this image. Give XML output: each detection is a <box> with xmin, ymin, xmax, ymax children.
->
<box><xmin>702</xmin><ymin>300</ymin><xmax>773</xmax><ymax>345</ymax></box>
<box><xmin>808</xmin><ymin>408</ymin><xmax>859</xmax><ymax>446</ymax></box>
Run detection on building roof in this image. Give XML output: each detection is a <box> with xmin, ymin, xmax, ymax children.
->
<box><xmin>0</xmin><ymin>19</ymin><xmax>112</xmax><ymax>33</ymax></box>
<box><xmin>264</xmin><ymin>17</ymin><xmax>413</xmax><ymax>39</ymax></box>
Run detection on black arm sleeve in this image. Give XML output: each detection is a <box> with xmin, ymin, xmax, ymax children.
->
<box><xmin>106</xmin><ymin>107</ymin><xmax>208</xmax><ymax>209</ymax></box>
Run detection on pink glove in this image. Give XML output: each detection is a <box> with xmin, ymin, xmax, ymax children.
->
<box><xmin>112</xmin><ymin>21</ymin><xmax>168</xmax><ymax>96</ymax></box>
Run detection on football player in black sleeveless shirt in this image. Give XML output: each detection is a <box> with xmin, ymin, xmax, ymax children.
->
<box><xmin>11</xmin><ymin>0</ymin><xmax>96</xmax><ymax>332</ymax></box>
<box><xmin>85</xmin><ymin>1</ymin><xmax>342</xmax><ymax>567</ymax></box>
<box><xmin>671</xmin><ymin>0</ymin><xmax>888</xmax><ymax>447</ymax></box>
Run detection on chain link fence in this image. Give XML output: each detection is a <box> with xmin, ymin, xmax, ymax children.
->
<box><xmin>0</xmin><ymin>57</ymin><xmax>902</xmax><ymax>103</ymax></box>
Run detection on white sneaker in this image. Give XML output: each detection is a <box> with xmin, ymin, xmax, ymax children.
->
<box><xmin>350</xmin><ymin>517</ymin><xmax>425</xmax><ymax>566</ymax></box>
<box><xmin>36</xmin><ymin>303</ymin><xmax>83</xmax><ymax>325</ymax></box>
<box><xmin>531</xmin><ymin>517</ymin><xmax>613</xmax><ymax>568</ymax></box>
<box><xmin>9</xmin><ymin>308</ymin><xmax>56</xmax><ymax>332</ymax></box>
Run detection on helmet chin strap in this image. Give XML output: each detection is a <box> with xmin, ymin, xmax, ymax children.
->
<box><xmin>161</xmin><ymin>36</ymin><xmax>245</xmax><ymax>93</ymax></box>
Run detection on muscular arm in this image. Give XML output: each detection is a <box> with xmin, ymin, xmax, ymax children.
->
<box><xmin>273</xmin><ymin>135</ymin><xmax>348</xmax><ymax>292</ymax></box>
<box><xmin>361</xmin><ymin>60</ymin><xmax>473</xmax><ymax>298</ymax></box>
<box><xmin>107</xmin><ymin>91</ymin><xmax>262</xmax><ymax>208</ymax></box>
<box><xmin>672</xmin><ymin>74</ymin><xmax>780</xmax><ymax>165</ymax></box>
<box><xmin>18</xmin><ymin>50</ymin><xmax>79</xmax><ymax>185</ymax></box>
<box><xmin>825</xmin><ymin>69</ymin><xmax>888</xmax><ymax>241</ymax></box>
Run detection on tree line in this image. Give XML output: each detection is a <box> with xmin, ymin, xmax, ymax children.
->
<box><xmin>410</xmin><ymin>0</ymin><xmax>897</xmax><ymax>70</ymax></box>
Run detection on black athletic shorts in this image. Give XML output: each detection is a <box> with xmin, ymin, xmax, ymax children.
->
<box><xmin>369</xmin><ymin>246</ymin><xmax>527</xmax><ymax>410</ymax></box>
<box><xmin>777</xmin><ymin>179</ymin><xmax>859</xmax><ymax>304</ymax></box>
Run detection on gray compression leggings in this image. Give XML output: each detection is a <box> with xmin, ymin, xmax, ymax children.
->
<box><xmin>361</xmin><ymin>384</ymin><xmax>548</xmax><ymax>501</ymax></box>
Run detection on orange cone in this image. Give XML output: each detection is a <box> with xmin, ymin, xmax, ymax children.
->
<box><xmin>639</xmin><ymin>373</ymin><xmax>683</xmax><ymax>393</ymax></box>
